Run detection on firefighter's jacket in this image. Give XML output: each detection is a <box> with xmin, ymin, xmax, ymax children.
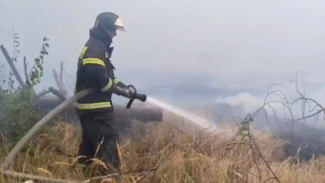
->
<box><xmin>75</xmin><ymin>30</ymin><xmax>126</xmax><ymax>116</ymax></box>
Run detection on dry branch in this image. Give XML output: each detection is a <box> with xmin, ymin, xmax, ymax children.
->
<box><xmin>0</xmin><ymin>45</ymin><xmax>25</xmax><ymax>88</ymax></box>
<box><xmin>0</xmin><ymin>170</ymin><xmax>78</xmax><ymax>183</ymax></box>
<box><xmin>23</xmin><ymin>56</ymin><xmax>31</xmax><ymax>86</ymax></box>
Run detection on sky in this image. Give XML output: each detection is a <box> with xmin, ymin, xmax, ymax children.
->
<box><xmin>1</xmin><ymin>0</ymin><xmax>325</xmax><ymax>110</ymax></box>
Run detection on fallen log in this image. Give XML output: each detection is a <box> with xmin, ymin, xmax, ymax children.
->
<box><xmin>34</xmin><ymin>96</ymin><xmax>162</xmax><ymax>123</ymax></box>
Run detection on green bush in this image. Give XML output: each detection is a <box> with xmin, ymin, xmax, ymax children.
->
<box><xmin>0</xmin><ymin>88</ymin><xmax>41</xmax><ymax>143</ymax></box>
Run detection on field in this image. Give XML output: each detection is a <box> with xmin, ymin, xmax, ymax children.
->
<box><xmin>1</xmin><ymin>114</ymin><xmax>325</xmax><ymax>183</ymax></box>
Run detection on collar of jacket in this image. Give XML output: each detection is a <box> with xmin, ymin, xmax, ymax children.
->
<box><xmin>89</xmin><ymin>29</ymin><xmax>112</xmax><ymax>49</ymax></box>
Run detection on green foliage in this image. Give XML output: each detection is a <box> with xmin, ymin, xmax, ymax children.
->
<box><xmin>28</xmin><ymin>36</ymin><xmax>50</xmax><ymax>87</ymax></box>
<box><xmin>0</xmin><ymin>88</ymin><xmax>41</xmax><ymax>143</ymax></box>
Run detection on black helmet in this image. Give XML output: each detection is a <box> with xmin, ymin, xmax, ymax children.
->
<box><xmin>93</xmin><ymin>12</ymin><xmax>126</xmax><ymax>33</ymax></box>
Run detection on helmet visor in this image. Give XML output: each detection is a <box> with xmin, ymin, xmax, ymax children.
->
<box><xmin>115</xmin><ymin>18</ymin><xmax>126</xmax><ymax>32</ymax></box>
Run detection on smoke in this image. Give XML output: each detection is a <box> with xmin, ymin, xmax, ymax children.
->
<box><xmin>216</xmin><ymin>92</ymin><xmax>262</xmax><ymax>113</ymax></box>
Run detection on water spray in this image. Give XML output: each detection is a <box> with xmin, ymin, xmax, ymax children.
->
<box><xmin>147</xmin><ymin>97</ymin><xmax>224</xmax><ymax>134</ymax></box>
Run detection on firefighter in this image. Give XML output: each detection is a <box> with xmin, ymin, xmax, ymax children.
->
<box><xmin>75</xmin><ymin>12</ymin><xmax>136</xmax><ymax>170</ymax></box>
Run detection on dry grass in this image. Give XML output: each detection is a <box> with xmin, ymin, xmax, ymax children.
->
<box><xmin>1</xmin><ymin>117</ymin><xmax>325</xmax><ymax>183</ymax></box>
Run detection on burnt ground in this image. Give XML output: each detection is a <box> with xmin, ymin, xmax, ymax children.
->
<box><xmin>272</xmin><ymin>122</ymin><xmax>325</xmax><ymax>161</ymax></box>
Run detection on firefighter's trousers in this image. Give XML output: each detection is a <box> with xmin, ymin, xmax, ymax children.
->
<box><xmin>78</xmin><ymin>111</ymin><xmax>120</xmax><ymax>169</ymax></box>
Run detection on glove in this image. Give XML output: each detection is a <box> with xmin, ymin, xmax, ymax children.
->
<box><xmin>113</xmin><ymin>84</ymin><xmax>135</xmax><ymax>98</ymax></box>
<box><xmin>125</xmin><ymin>85</ymin><xmax>136</xmax><ymax>98</ymax></box>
